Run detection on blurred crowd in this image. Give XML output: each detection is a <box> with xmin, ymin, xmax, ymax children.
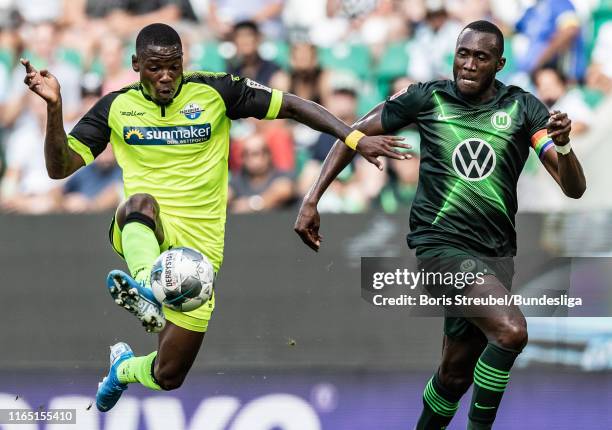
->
<box><xmin>0</xmin><ymin>0</ymin><xmax>610</xmax><ymax>215</ymax></box>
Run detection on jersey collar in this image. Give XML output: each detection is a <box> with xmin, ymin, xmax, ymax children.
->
<box><xmin>451</xmin><ymin>79</ymin><xmax>508</xmax><ymax>108</ymax></box>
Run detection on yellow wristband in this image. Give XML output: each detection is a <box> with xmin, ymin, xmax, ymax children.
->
<box><xmin>345</xmin><ymin>130</ymin><xmax>365</xmax><ymax>150</ymax></box>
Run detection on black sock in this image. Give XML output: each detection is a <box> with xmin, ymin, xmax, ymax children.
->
<box><xmin>468</xmin><ymin>343</ymin><xmax>520</xmax><ymax>429</ymax></box>
<box><xmin>416</xmin><ymin>370</ymin><xmax>462</xmax><ymax>430</ymax></box>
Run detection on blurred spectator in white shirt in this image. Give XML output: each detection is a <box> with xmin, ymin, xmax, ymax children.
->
<box><xmin>208</xmin><ymin>0</ymin><xmax>284</xmax><ymax>39</ymax></box>
<box><xmin>533</xmin><ymin>67</ymin><xmax>592</xmax><ymax>136</ymax></box>
<box><xmin>282</xmin><ymin>0</ymin><xmax>327</xmax><ymax>42</ymax></box>
<box><xmin>1</xmin><ymin>22</ymin><xmax>81</xmax><ymax>127</ymax></box>
<box><xmin>0</xmin><ymin>92</ymin><xmax>62</xmax><ymax>213</ymax></box>
<box><xmin>359</xmin><ymin>0</ymin><xmax>409</xmax><ymax>59</ymax></box>
<box><xmin>407</xmin><ymin>0</ymin><xmax>462</xmax><ymax>82</ymax></box>
<box><xmin>586</xmin><ymin>21</ymin><xmax>612</xmax><ymax>94</ymax></box>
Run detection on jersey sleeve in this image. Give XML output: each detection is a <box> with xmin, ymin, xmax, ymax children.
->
<box><xmin>67</xmin><ymin>92</ymin><xmax>118</xmax><ymax>165</ymax></box>
<box><xmin>205</xmin><ymin>73</ymin><xmax>283</xmax><ymax>121</ymax></box>
<box><xmin>524</xmin><ymin>94</ymin><xmax>554</xmax><ymax>160</ymax></box>
<box><xmin>381</xmin><ymin>82</ymin><xmax>429</xmax><ymax>132</ymax></box>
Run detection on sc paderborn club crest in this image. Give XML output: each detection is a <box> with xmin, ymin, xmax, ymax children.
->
<box><xmin>452</xmin><ymin>138</ymin><xmax>496</xmax><ymax>181</ymax></box>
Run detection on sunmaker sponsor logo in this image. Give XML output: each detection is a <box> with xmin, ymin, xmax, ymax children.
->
<box><xmin>123</xmin><ymin>124</ymin><xmax>212</xmax><ymax>145</ymax></box>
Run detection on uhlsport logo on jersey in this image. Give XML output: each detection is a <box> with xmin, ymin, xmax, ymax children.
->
<box><xmin>180</xmin><ymin>102</ymin><xmax>203</xmax><ymax>120</ymax></box>
<box><xmin>124</xmin><ymin>124</ymin><xmax>212</xmax><ymax>145</ymax></box>
<box><xmin>452</xmin><ymin>138</ymin><xmax>496</xmax><ymax>181</ymax></box>
<box><xmin>491</xmin><ymin>111</ymin><xmax>511</xmax><ymax>130</ymax></box>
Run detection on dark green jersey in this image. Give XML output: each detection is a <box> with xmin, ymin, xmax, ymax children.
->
<box><xmin>381</xmin><ymin>80</ymin><xmax>553</xmax><ymax>256</ymax></box>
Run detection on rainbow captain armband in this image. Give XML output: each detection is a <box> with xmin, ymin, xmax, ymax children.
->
<box><xmin>345</xmin><ymin>130</ymin><xmax>365</xmax><ymax>150</ymax></box>
<box><xmin>530</xmin><ymin>129</ymin><xmax>554</xmax><ymax>160</ymax></box>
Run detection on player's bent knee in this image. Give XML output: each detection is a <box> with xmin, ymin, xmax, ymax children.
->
<box><xmin>117</xmin><ymin>193</ymin><xmax>161</xmax><ymax>231</ymax></box>
<box><xmin>494</xmin><ymin>321</ymin><xmax>528</xmax><ymax>352</ymax></box>
<box><xmin>125</xmin><ymin>193</ymin><xmax>158</xmax><ymax>214</ymax></box>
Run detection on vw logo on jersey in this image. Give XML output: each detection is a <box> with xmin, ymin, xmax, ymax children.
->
<box><xmin>491</xmin><ymin>111</ymin><xmax>511</xmax><ymax>130</ymax></box>
<box><xmin>180</xmin><ymin>102</ymin><xmax>203</xmax><ymax>120</ymax></box>
<box><xmin>452</xmin><ymin>138</ymin><xmax>496</xmax><ymax>181</ymax></box>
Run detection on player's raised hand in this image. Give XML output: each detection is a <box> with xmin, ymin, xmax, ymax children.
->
<box><xmin>294</xmin><ymin>201</ymin><xmax>322</xmax><ymax>252</ymax></box>
<box><xmin>21</xmin><ymin>58</ymin><xmax>61</xmax><ymax>105</ymax></box>
<box><xmin>547</xmin><ymin>110</ymin><xmax>572</xmax><ymax>145</ymax></box>
<box><xmin>355</xmin><ymin>135</ymin><xmax>411</xmax><ymax>170</ymax></box>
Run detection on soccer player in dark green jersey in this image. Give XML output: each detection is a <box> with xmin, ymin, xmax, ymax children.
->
<box><xmin>22</xmin><ymin>23</ymin><xmax>409</xmax><ymax>412</ymax></box>
<box><xmin>295</xmin><ymin>20</ymin><xmax>586</xmax><ymax>429</ymax></box>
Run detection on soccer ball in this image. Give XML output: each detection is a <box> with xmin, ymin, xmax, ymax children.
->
<box><xmin>150</xmin><ymin>247</ymin><xmax>214</xmax><ymax>312</ymax></box>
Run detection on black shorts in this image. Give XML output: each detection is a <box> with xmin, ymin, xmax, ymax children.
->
<box><xmin>416</xmin><ymin>245</ymin><xmax>515</xmax><ymax>338</ymax></box>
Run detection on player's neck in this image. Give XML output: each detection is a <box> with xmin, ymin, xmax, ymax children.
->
<box><xmin>460</xmin><ymin>85</ymin><xmax>498</xmax><ymax>105</ymax></box>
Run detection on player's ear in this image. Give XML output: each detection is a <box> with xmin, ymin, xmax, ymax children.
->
<box><xmin>132</xmin><ymin>54</ymin><xmax>140</xmax><ymax>72</ymax></box>
<box><xmin>497</xmin><ymin>56</ymin><xmax>506</xmax><ymax>73</ymax></box>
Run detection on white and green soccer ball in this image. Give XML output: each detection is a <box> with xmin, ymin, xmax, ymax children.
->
<box><xmin>150</xmin><ymin>247</ymin><xmax>214</xmax><ymax>312</ymax></box>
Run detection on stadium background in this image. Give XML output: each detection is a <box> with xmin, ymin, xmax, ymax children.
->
<box><xmin>1</xmin><ymin>0</ymin><xmax>612</xmax><ymax>428</ymax></box>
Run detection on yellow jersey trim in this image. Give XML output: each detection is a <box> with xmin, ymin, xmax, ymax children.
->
<box><xmin>265</xmin><ymin>89</ymin><xmax>283</xmax><ymax>120</ymax></box>
<box><xmin>67</xmin><ymin>134</ymin><xmax>94</xmax><ymax>165</ymax></box>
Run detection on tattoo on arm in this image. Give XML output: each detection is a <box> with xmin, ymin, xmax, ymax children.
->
<box><xmin>45</xmin><ymin>102</ymin><xmax>82</xmax><ymax>179</ymax></box>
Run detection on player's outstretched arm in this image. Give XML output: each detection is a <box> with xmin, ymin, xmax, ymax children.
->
<box><xmin>541</xmin><ymin>111</ymin><xmax>586</xmax><ymax>199</ymax></box>
<box><xmin>277</xmin><ymin>93</ymin><xmax>409</xmax><ymax>169</ymax></box>
<box><xmin>21</xmin><ymin>58</ymin><xmax>84</xmax><ymax>179</ymax></box>
<box><xmin>294</xmin><ymin>103</ymin><xmax>410</xmax><ymax>251</ymax></box>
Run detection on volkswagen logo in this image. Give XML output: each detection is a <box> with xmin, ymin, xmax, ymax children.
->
<box><xmin>452</xmin><ymin>138</ymin><xmax>496</xmax><ymax>181</ymax></box>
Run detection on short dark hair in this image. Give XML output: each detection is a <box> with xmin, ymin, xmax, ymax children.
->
<box><xmin>461</xmin><ymin>20</ymin><xmax>504</xmax><ymax>56</ymax></box>
<box><xmin>136</xmin><ymin>23</ymin><xmax>182</xmax><ymax>56</ymax></box>
<box><xmin>532</xmin><ymin>67</ymin><xmax>567</xmax><ymax>85</ymax></box>
<box><xmin>233</xmin><ymin>20</ymin><xmax>260</xmax><ymax>35</ymax></box>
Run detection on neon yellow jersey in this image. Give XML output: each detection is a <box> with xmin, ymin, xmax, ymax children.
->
<box><xmin>67</xmin><ymin>72</ymin><xmax>283</xmax><ymax>268</ymax></box>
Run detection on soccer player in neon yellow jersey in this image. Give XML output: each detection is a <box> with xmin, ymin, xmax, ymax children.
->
<box><xmin>22</xmin><ymin>23</ymin><xmax>410</xmax><ymax>412</ymax></box>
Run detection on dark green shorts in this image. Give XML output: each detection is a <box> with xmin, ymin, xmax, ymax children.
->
<box><xmin>416</xmin><ymin>245</ymin><xmax>515</xmax><ymax>339</ymax></box>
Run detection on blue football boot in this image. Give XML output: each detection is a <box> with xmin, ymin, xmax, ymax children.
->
<box><xmin>107</xmin><ymin>269</ymin><xmax>165</xmax><ymax>333</ymax></box>
<box><xmin>96</xmin><ymin>342</ymin><xmax>133</xmax><ymax>412</ymax></box>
